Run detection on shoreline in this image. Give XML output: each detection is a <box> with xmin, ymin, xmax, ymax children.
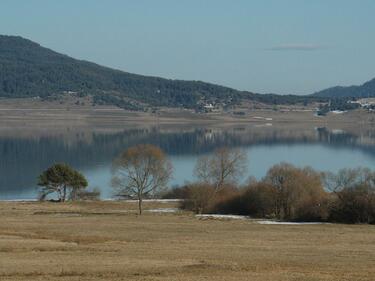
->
<box><xmin>0</xmin><ymin>106</ymin><xmax>373</xmax><ymax>126</ymax></box>
<box><xmin>0</xmin><ymin>107</ymin><xmax>372</xmax><ymax>141</ymax></box>
<box><xmin>0</xmin><ymin>97</ymin><xmax>374</xmax><ymax>127</ymax></box>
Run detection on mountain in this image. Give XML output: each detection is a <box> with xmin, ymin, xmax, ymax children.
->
<box><xmin>0</xmin><ymin>35</ymin><xmax>248</xmax><ymax>109</ymax></box>
<box><xmin>312</xmin><ymin>78</ymin><xmax>375</xmax><ymax>98</ymax></box>
<box><xmin>0</xmin><ymin>35</ymin><xmax>320</xmax><ymax>110</ymax></box>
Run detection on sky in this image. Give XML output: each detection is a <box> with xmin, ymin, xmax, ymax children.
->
<box><xmin>0</xmin><ymin>0</ymin><xmax>374</xmax><ymax>95</ymax></box>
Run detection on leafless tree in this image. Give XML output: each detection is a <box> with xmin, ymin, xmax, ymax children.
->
<box><xmin>194</xmin><ymin>147</ymin><xmax>247</xmax><ymax>192</ymax></box>
<box><xmin>264</xmin><ymin>163</ymin><xmax>326</xmax><ymax>220</ymax></box>
<box><xmin>323</xmin><ymin>167</ymin><xmax>375</xmax><ymax>223</ymax></box>
<box><xmin>112</xmin><ymin>144</ymin><xmax>173</xmax><ymax>214</ymax></box>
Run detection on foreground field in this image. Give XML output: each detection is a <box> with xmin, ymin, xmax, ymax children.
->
<box><xmin>0</xmin><ymin>201</ymin><xmax>374</xmax><ymax>281</ymax></box>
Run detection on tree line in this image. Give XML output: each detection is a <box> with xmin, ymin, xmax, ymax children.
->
<box><xmin>38</xmin><ymin>144</ymin><xmax>375</xmax><ymax>224</ymax></box>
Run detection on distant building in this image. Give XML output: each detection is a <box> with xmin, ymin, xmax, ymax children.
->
<box><xmin>62</xmin><ymin>90</ymin><xmax>78</xmax><ymax>95</ymax></box>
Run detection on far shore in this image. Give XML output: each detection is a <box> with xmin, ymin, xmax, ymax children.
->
<box><xmin>0</xmin><ymin>97</ymin><xmax>373</xmax><ymax>142</ymax></box>
<box><xmin>0</xmin><ymin>98</ymin><xmax>374</xmax><ymax>128</ymax></box>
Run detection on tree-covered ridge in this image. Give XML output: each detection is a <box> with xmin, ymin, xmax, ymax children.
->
<box><xmin>0</xmin><ymin>35</ymin><xmax>243</xmax><ymax>109</ymax></box>
<box><xmin>0</xmin><ymin>35</ymin><xmax>326</xmax><ymax>109</ymax></box>
<box><xmin>312</xmin><ymin>78</ymin><xmax>375</xmax><ymax>98</ymax></box>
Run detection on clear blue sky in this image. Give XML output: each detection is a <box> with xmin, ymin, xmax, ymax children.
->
<box><xmin>1</xmin><ymin>0</ymin><xmax>374</xmax><ymax>94</ymax></box>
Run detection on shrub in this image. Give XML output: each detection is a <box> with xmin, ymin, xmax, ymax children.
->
<box><xmin>213</xmin><ymin>164</ymin><xmax>328</xmax><ymax>221</ymax></box>
<box><xmin>181</xmin><ymin>183</ymin><xmax>216</xmax><ymax>214</ymax></box>
<box><xmin>264</xmin><ymin>163</ymin><xmax>327</xmax><ymax>221</ymax></box>
<box><xmin>324</xmin><ymin>168</ymin><xmax>375</xmax><ymax>224</ymax></box>
<box><xmin>214</xmin><ymin>182</ymin><xmax>276</xmax><ymax>218</ymax></box>
<box><xmin>329</xmin><ymin>185</ymin><xmax>375</xmax><ymax>224</ymax></box>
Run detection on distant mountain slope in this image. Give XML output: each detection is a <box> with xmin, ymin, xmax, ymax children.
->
<box><xmin>0</xmin><ymin>35</ymin><xmax>246</xmax><ymax>109</ymax></box>
<box><xmin>312</xmin><ymin>78</ymin><xmax>375</xmax><ymax>98</ymax></box>
<box><xmin>0</xmin><ymin>35</ymin><xmax>322</xmax><ymax>109</ymax></box>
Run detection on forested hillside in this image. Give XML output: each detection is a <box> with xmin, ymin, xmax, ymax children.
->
<box><xmin>0</xmin><ymin>35</ymin><xmax>323</xmax><ymax>110</ymax></box>
<box><xmin>312</xmin><ymin>78</ymin><xmax>375</xmax><ymax>98</ymax></box>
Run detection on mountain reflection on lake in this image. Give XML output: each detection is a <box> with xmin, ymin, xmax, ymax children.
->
<box><xmin>1</xmin><ymin>124</ymin><xmax>375</xmax><ymax>199</ymax></box>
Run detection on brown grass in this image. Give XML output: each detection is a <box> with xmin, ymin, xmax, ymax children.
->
<box><xmin>0</xmin><ymin>201</ymin><xmax>374</xmax><ymax>281</ymax></box>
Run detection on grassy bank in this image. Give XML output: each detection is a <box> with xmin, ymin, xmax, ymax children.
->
<box><xmin>0</xmin><ymin>201</ymin><xmax>374</xmax><ymax>281</ymax></box>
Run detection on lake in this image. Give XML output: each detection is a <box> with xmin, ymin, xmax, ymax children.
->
<box><xmin>1</xmin><ymin>123</ymin><xmax>375</xmax><ymax>200</ymax></box>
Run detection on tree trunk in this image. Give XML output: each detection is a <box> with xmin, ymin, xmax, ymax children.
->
<box><xmin>138</xmin><ymin>197</ymin><xmax>143</xmax><ymax>215</ymax></box>
<box><xmin>58</xmin><ymin>187</ymin><xmax>63</xmax><ymax>202</ymax></box>
<box><xmin>62</xmin><ymin>185</ymin><xmax>67</xmax><ymax>202</ymax></box>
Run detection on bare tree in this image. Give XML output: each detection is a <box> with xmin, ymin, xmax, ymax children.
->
<box><xmin>264</xmin><ymin>163</ymin><xmax>326</xmax><ymax>220</ymax></box>
<box><xmin>194</xmin><ymin>147</ymin><xmax>247</xmax><ymax>192</ymax></box>
<box><xmin>111</xmin><ymin>144</ymin><xmax>172</xmax><ymax>215</ymax></box>
<box><xmin>322</xmin><ymin>168</ymin><xmax>366</xmax><ymax>193</ymax></box>
<box><xmin>323</xmin><ymin>167</ymin><xmax>375</xmax><ymax>223</ymax></box>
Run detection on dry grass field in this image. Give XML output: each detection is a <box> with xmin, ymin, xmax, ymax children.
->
<box><xmin>0</xmin><ymin>201</ymin><xmax>374</xmax><ymax>281</ymax></box>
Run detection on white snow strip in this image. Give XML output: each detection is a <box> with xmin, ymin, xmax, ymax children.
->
<box><xmin>147</xmin><ymin>208</ymin><xmax>179</xmax><ymax>213</ymax></box>
<box><xmin>254</xmin><ymin>123</ymin><xmax>273</xmax><ymax>127</ymax></box>
<box><xmin>331</xmin><ymin>129</ymin><xmax>345</xmax><ymax>134</ymax></box>
<box><xmin>252</xmin><ymin>116</ymin><xmax>272</xmax><ymax>121</ymax></box>
<box><xmin>104</xmin><ymin>199</ymin><xmax>183</xmax><ymax>203</ymax></box>
<box><xmin>0</xmin><ymin>199</ymin><xmax>37</xmax><ymax>202</ymax></box>
<box><xmin>257</xmin><ymin>220</ymin><xmax>327</xmax><ymax>225</ymax></box>
<box><xmin>141</xmin><ymin>199</ymin><xmax>183</xmax><ymax>203</ymax></box>
<box><xmin>196</xmin><ymin>214</ymin><xmax>250</xmax><ymax>220</ymax></box>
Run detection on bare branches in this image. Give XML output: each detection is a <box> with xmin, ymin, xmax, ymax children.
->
<box><xmin>323</xmin><ymin>167</ymin><xmax>375</xmax><ymax>223</ymax></box>
<box><xmin>111</xmin><ymin>144</ymin><xmax>173</xmax><ymax>214</ymax></box>
<box><xmin>264</xmin><ymin>163</ymin><xmax>326</xmax><ymax>220</ymax></box>
<box><xmin>194</xmin><ymin>147</ymin><xmax>247</xmax><ymax>192</ymax></box>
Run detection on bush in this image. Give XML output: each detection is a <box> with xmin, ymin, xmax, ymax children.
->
<box><xmin>264</xmin><ymin>164</ymin><xmax>328</xmax><ymax>221</ymax></box>
<box><xmin>208</xmin><ymin>185</ymin><xmax>240</xmax><ymax>213</ymax></box>
<box><xmin>181</xmin><ymin>183</ymin><xmax>216</xmax><ymax>214</ymax></box>
<box><xmin>328</xmin><ymin>185</ymin><xmax>375</xmax><ymax>224</ymax></box>
<box><xmin>180</xmin><ymin>183</ymin><xmax>238</xmax><ymax>214</ymax></box>
<box><xmin>213</xmin><ymin>164</ymin><xmax>328</xmax><ymax>221</ymax></box>
<box><xmin>214</xmin><ymin>182</ymin><xmax>276</xmax><ymax>218</ymax></box>
<box><xmin>324</xmin><ymin>168</ymin><xmax>375</xmax><ymax>224</ymax></box>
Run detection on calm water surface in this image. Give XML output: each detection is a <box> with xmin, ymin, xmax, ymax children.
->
<box><xmin>1</xmin><ymin>125</ymin><xmax>375</xmax><ymax>199</ymax></box>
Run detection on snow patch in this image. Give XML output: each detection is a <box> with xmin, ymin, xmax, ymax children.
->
<box><xmin>257</xmin><ymin>220</ymin><xmax>327</xmax><ymax>225</ymax></box>
<box><xmin>0</xmin><ymin>199</ymin><xmax>37</xmax><ymax>202</ymax></box>
<box><xmin>253</xmin><ymin>116</ymin><xmax>272</xmax><ymax>121</ymax></box>
<box><xmin>105</xmin><ymin>199</ymin><xmax>183</xmax><ymax>203</ymax></box>
<box><xmin>331</xmin><ymin>129</ymin><xmax>345</xmax><ymax>135</ymax></box>
<box><xmin>255</xmin><ymin>123</ymin><xmax>273</xmax><ymax>127</ymax></box>
<box><xmin>196</xmin><ymin>214</ymin><xmax>250</xmax><ymax>220</ymax></box>
<box><xmin>147</xmin><ymin>208</ymin><xmax>179</xmax><ymax>213</ymax></box>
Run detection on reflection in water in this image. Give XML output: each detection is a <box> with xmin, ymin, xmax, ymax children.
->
<box><xmin>1</xmin><ymin>125</ymin><xmax>375</xmax><ymax>199</ymax></box>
